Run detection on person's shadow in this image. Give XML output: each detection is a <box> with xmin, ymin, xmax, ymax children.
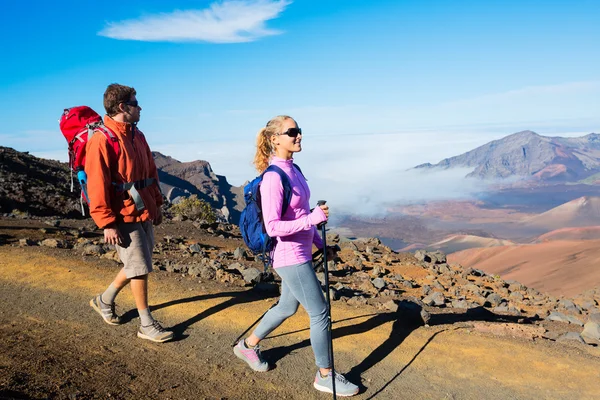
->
<box><xmin>262</xmin><ymin>300</ymin><xmax>534</xmax><ymax>395</ymax></box>
<box><xmin>120</xmin><ymin>288</ymin><xmax>279</xmax><ymax>341</ymax></box>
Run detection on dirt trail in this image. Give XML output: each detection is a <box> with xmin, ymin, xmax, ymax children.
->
<box><xmin>1</xmin><ymin>247</ymin><xmax>599</xmax><ymax>400</ymax></box>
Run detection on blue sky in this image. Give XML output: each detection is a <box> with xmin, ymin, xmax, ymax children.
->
<box><xmin>1</xmin><ymin>0</ymin><xmax>599</xmax><ymax>206</ymax></box>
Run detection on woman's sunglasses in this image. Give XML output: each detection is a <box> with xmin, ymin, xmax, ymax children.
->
<box><xmin>276</xmin><ymin>127</ymin><xmax>302</xmax><ymax>138</ymax></box>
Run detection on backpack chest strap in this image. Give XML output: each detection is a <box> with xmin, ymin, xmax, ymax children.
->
<box><xmin>112</xmin><ymin>178</ymin><xmax>155</xmax><ymax>211</ymax></box>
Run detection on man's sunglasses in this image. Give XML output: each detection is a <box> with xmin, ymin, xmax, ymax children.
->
<box><xmin>123</xmin><ymin>100</ymin><xmax>139</xmax><ymax>107</ymax></box>
<box><xmin>276</xmin><ymin>127</ymin><xmax>302</xmax><ymax>138</ymax></box>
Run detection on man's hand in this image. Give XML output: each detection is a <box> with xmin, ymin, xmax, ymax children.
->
<box><xmin>104</xmin><ymin>227</ymin><xmax>122</xmax><ymax>245</ymax></box>
<box><xmin>154</xmin><ymin>208</ymin><xmax>163</xmax><ymax>226</ymax></box>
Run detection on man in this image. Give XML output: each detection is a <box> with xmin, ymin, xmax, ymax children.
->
<box><xmin>86</xmin><ymin>83</ymin><xmax>173</xmax><ymax>343</ymax></box>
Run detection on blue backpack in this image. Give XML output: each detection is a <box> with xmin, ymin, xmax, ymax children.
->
<box><xmin>239</xmin><ymin>164</ymin><xmax>303</xmax><ymax>268</ymax></box>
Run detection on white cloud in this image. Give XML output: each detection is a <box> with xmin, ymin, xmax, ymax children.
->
<box><xmin>98</xmin><ymin>0</ymin><xmax>291</xmax><ymax>43</ymax></box>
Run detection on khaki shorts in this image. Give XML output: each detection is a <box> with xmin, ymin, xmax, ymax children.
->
<box><xmin>115</xmin><ymin>221</ymin><xmax>155</xmax><ymax>279</ymax></box>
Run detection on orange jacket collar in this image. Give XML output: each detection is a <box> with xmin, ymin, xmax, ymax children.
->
<box><xmin>104</xmin><ymin>115</ymin><xmax>134</xmax><ymax>136</ymax></box>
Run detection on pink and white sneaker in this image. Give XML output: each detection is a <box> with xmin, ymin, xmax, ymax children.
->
<box><xmin>233</xmin><ymin>340</ymin><xmax>270</xmax><ymax>372</ymax></box>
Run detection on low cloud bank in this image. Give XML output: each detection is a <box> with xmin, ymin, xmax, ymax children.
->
<box><xmin>156</xmin><ymin>131</ymin><xmax>496</xmax><ymax>216</ymax></box>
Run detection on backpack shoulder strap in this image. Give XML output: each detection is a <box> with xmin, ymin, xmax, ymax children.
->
<box><xmin>90</xmin><ymin>125</ymin><xmax>120</xmax><ymax>167</ymax></box>
<box><xmin>292</xmin><ymin>163</ymin><xmax>306</xmax><ymax>180</ymax></box>
<box><xmin>263</xmin><ymin>165</ymin><xmax>292</xmax><ymax>216</ymax></box>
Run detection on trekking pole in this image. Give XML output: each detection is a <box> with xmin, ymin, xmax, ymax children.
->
<box><xmin>317</xmin><ymin>200</ymin><xmax>336</xmax><ymax>400</ymax></box>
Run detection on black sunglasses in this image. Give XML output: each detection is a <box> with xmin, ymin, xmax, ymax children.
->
<box><xmin>277</xmin><ymin>127</ymin><xmax>302</xmax><ymax>138</ymax></box>
<box><xmin>123</xmin><ymin>100</ymin><xmax>139</xmax><ymax>107</ymax></box>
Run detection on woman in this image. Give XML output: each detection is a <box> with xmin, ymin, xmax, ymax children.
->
<box><xmin>233</xmin><ymin>115</ymin><xmax>359</xmax><ymax>396</ymax></box>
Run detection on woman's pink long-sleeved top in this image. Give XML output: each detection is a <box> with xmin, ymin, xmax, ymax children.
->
<box><xmin>260</xmin><ymin>156</ymin><xmax>326</xmax><ymax>268</ymax></box>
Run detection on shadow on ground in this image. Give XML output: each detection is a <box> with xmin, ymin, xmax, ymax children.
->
<box><xmin>262</xmin><ymin>301</ymin><xmax>533</xmax><ymax>395</ymax></box>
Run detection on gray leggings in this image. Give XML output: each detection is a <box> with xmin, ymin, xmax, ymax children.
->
<box><xmin>253</xmin><ymin>261</ymin><xmax>331</xmax><ymax>368</ymax></box>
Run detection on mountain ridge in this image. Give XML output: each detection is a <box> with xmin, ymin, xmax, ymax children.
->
<box><xmin>415</xmin><ymin>130</ymin><xmax>600</xmax><ymax>182</ymax></box>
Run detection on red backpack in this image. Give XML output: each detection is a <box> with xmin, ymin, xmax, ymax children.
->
<box><xmin>59</xmin><ymin>106</ymin><xmax>120</xmax><ymax>214</ymax></box>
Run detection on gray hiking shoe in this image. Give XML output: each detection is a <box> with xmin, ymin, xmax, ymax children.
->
<box><xmin>90</xmin><ymin>295</ymin><xmax>121</xmax><ymax>325</ymax></box>
<box><xmin>137</xmin><ymin>321</ymin><xmax>174</xmax><ymax>343</ymax></box>
<box><xmin>313</xmin><ymin>370</ymin><xmax>359</xmax><ymax>397</ymax></box>
<box><xmin>233</xmin><ymin>340</ymin><xmax>269</xmax><ymax>372</ymax></box>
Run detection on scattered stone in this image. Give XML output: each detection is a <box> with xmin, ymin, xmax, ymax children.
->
<box><xmin>329</xmin><ymin>288</ymin><xmax>340</xmax><ymax>301</ymax></box>
<box><xmin>423</xmin><ymin>292</ymin><xmax>445</xmax><ymax>307</ymax></box>
<box><xmin>508</xmin><ymin>282</ymin><xmax>525</xmax><ymax>292</ymax></box>
<box><xmin>451</xmin><ymin>299</ymin><xmax>469</xmax><ymax>309</ymax></box>
<box><xmin>339</xmin><ymin>241</ymin><xmax>358</xmax><ymax>251</ymax></box>
<box><xmin>188</xmin><ymin>243</ymin><xmax>204</xmax><ymax>254</ymax></box>
<box><xmin>41</xmin><ymin>238</ymin><xmax>66</xmax><ymax>248</ymax></box>
<box><xmin>228</xmin><ymin>262</ymin><xmax>245</xmax><ymax>273</ymax></box>
<box><xmin>557</xmin><ymin>332</ymin><xmax>586</xmax><ymax>345</ymax></box>
<box><xmin>580</xmin><ymin>300</ymin><xmax>597</xmax><ymax>311</ymax></box>
<box><xmin>589</xmin><ymin>313</ymin><xmax>600</xmax><ymax>324</ymax></box>
<box><xmin>421</xmin><ymin>285</ymin><xmax>431</xmax><ymax>296</ymax></box>
<box><xmin>101</xmin><ymin>250</ymin><xmax>120</xmax><ymax>262</ymax></box>
<box><xmin>547</xmin><ymin>312</ymin><xmax>584</xmax><ymax>326</ymax></box>
<box><xmin>401</xmin><ymin>280</ymin><xmax>414</xmax><ymax>289</ymax></box>
<box><xmin>372</xmin><ymin>278</ymin><xmax>386</xmax><ymax>290</ymax></box>
<box><xmin>242</xmin><ymin>268</ymin><xmax>263</xmax><ymax>284</ymax></box>
<box><xmin>384</xmin><ymin>300</ymin><xmax>399</xmax><ymax>312</ymax></box>
<box><xmin>19</xmin><ymin>238</ymin><xmax>35</xmax><ymax>246</ymax></box>
<box><xmin>82</xmin><ymin>244</ymin><xmax>104</xmax><ymax>255</ymax></box>
<box><xmin>371</xmin><ymin>266</ymin><xmax>387</xmax><ymax>277</ymax></box>
<box><xmin>581</xmin><ymin>322</ymin><xmax>600</xmax><ymax>341</ymax></box>
<box><xmin>415</xmin><ymin>250</ymin><xmax>446</xmax><ymax>264</ymax></box>
<box><xmin>233</xmin><ymin>247</ymin><xmax>248</xmax><ymax>260</ymax></box>
<box><xmin>485</xmin><ymin>293</ymin><xmax>503</xmax><ymax>307</ymax></box>
<box><xmin>347</xmin><ymin>296</ymin><xmax>368</xmax><ymax>307</ymax></box>
<box><xmin>359</xmin><ymin>279</ymin><xmax>378</xmax><ymax>296</ymax></box>
<box><xmin>509</xmin><ymin>292</ymin><xmax>524</xmax><ymax>302</ymax></box>
<box><xmin>44</xmin><ymin>219</ymin><xmax>61</xmax><ymax>227</ymax></box>
<box><xmin>493</xmin><ymin>305</ymin><xmax>509</xmax><ymax>313</ymax></box>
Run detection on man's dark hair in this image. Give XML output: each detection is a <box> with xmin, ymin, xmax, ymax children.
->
<box><xmin>104</xmin><ymin>84</ymin><xmax>136</xmax><ymax>116</ymax></box>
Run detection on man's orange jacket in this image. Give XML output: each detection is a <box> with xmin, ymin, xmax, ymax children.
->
<box><xmin>85</xmin><ymin>115</ymin><xmax>163</xmax><ymax>229</ymax></box>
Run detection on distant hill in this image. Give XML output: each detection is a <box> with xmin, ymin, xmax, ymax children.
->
<box><xmin>520</xmin><ymin>196</ymin><xmax>600</xmax><ymax>231</ymax></box>
<box><xmin>415</xmin><ymin>130</ymin><xmax>600</xmax><ymax>182</ymax></box>
<box><xmin>153</xmin><ymin>152</ymin><xmax>243</xmax><ymax>223</ymax></box>
<box><xmin>424</xmin><ymin>234</ymin><xmax>515</xmax><ymax>254</ymax></box>
<box><xmin>534</xmin><ymin>226</ymin><xmax>600</xmax><ymax>242</ymax></box>
<box><xmin>448</xmin><ymin>239</ymin><xmax>600</xmax><ymax>297</ymax></box>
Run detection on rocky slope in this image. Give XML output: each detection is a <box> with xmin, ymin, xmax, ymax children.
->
<box><xmin>0</xmin><ymin>147</ymin><xmax>242</xmax><ymax>222</ymax></box>
<box><xmin>153</xmin><ymin>152</ymin><xmax>243</xmax><ymax>223</ymax></box>
<box><xmin>2</xmin><ymin>214</ymin><xmax>599</xmax><ymax>348</ymax></box>
<box><xmin>0</xmin><ymin>147</ymin><xmax>80</xmax><ymax>217</ymax></box>
<box><xmin>415</xmin><ymin>130</ymin><xmax>600</xmax><ymax>182</ymax></box>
